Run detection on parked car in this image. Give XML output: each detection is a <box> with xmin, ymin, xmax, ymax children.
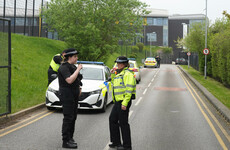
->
<box><xmin>113</xmin><ymin>58</ymin><xmax>141</xmax><ymax>83</ymax></box>
<box><xmin>175</xmin><ymin>58</ymin><xmax>187</xmax><ymax>65</ymax></box>
<box><xmin>144</xmin><ymin>57</ymin><xmax>157</xmax><ymax>68</ymax></box>
<box><xmin>46</xmin><ymin>61</ymin><xmax>113</xmax><ymax>112</ymax></box>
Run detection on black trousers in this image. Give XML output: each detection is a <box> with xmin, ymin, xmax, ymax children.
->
<box><xmin>109</xmin><ymin>100</ymin><xmax>132</xmax><ymax>148</ymax></box>
<box><xmin>60</xmin><ymin>87</ymin><xmax>79</xmax><ymax>142</ymax></box>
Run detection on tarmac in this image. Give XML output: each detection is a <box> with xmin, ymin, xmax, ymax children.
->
<box><xmin>0</xmin><ymin>65</ymin><xmax>230</xmax><ymax>124</ymax></box>
<box><xmin>178</xmin><ymin>66</ymin><xmax>230</xmax><ymax>123</ymax></box>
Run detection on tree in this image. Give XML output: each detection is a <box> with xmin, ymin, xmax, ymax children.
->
<box><xmin>42</xmin><ymin>0</ymin><xmax>149</xmax><ymax>61</ymax></box>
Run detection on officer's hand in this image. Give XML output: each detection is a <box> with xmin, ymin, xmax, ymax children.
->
<box><xmin>121</xmin><ymin>105</ymin><xmax>127</xmax><ymax>110</ymax></box>
<box><xmin>110</xmin><ymin>68</ymin><xmax>115</xmax><ymax>74</ymax></box>
<box><xmin>78</xmin><ymin>64</ymin><xmax>83</xmax><ymax>70</ymax></box>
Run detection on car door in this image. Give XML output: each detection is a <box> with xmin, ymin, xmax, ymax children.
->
<box><xmin>104</xmin><ymin>67</ymin><xmax>113</xmax><ymax>103</ymax></box>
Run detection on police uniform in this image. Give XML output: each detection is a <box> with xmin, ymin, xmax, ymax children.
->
<box><xmin>48</xmin><ymin>53</ymin><xmax>63</xmax><ymax>85</ymax></box>
<box><xmin>109</xmin><ymin>57</ymin><xmax>136</xmax><ymax>150</ymax></box>
<box><xmin>57</xmin><ymin>49</ymin><xmax>82</xmax><ymax>149</ymax></box>
<box><xmin>156</xmin><ymin>56</ymin><xmax>161</xmax><ymax>68</ymax></box>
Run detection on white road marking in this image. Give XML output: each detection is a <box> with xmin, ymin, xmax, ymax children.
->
<box><xmin>148</xmin><ymin>83</ymin><xmax>151</xmax><ymax>87</ymax></box>
<box><xmin>143</xmin><ymin>88</ymin><xmax>147</xmax><ymax>95</ymax></box>
<box><xmin>135</xmin><ymin>97</ymin><xmax>143</xmax><ymax>106</ymax></box>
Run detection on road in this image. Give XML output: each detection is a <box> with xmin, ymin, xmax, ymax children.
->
<box><xmin>0</xmin><ymin>64</ymin><xmax>230</xmax><ymax>150</ymax></box>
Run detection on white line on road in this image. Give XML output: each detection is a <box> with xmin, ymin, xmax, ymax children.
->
<box><xmin>148</xmin><ymin>83</ymin><xmax>151</xmax><ymax>87</ymax></box>
<box><xmin>143</xmin><ymin>88</ymin><xmax>147</xmax><ymax>95</ymax></box>
<box><xmin>151</xmin><ymin>78</ymin><xmax>154</xmax><ymax>82</ymax></box>
<box><xmin>135</xmin><ymin>97</ymin><xmax>143</xmax><ymax>106</ymax></box>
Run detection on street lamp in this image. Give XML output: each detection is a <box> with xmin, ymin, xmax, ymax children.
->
<box><xmin>150</xmin><ymin>32</ymin><xmax>156</xmax><ymax>57</ymax></box>
<box><xmin>204</xmin><ymin>0</ymin><xmax>208</xmax><ymax>79</ymax></box>
<box><xmin>182</xmin><ymin>23</ymin><xmax>190</xmax><ymax>68</ymax></box>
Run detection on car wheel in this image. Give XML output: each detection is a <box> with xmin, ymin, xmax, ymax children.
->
<box><xmin>101</xmin><ymin>93</ymin><xmax>108</xmax><ymax>112</ymax></box>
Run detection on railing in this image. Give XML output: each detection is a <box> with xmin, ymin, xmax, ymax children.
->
<box><xmin>0</xmin><ymin>18</ymin><xmax>11</xmax><ymax>116</ymax></box>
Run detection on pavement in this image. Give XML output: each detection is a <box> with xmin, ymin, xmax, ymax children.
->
<box><xmin>0</xmin><ymin>65</ymin><xmax>230</xmax><ymax>124</ymax></box>
<box><xmin>0</xmin><ymin>103</ymin><xmax>45</xmax><ymax>124</ymax></box>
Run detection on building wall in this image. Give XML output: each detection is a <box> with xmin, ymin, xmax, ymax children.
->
<box><xmin>145</xmin><ymin>25</ymin><xmax>163</xmax><ymax>46</ymax></box>
<box><xmin>168</xmin><ymin>19</ymin><xmax>189</xmax><ymax>60</ymax></box>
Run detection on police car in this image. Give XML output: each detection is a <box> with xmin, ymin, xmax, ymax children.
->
<box><xmin>46</xmin><ymin>61</ymin><xmax>113</xmax><ymax>112</ymax></box>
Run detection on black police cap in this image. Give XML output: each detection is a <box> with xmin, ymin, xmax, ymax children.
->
<box><xmin>63</xmin><ymin>48</ymin><xmax>79</xmax><ymax>56</ymax></box>
<box><xmin>115</xmin><ymin>56</ymin><xmax>129</xmax><ymax>63</ymax></box>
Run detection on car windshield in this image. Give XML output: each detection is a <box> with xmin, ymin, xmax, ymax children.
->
<box><xmin>80</xmin><ymin>67</ymin><xmax>104</xmax><ymax>80</ymax></box>
<box><xmin>146</xmin><ymin>58</ymin><xmax>155</xmax><ymax>61</ymax></box>
<box><xmin>129</xmin><ymin>63</ymin><xmax>134</xmax><ymax>68</ymax></box>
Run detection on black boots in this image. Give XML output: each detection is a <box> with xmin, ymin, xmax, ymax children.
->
<box><xmin>62</xmin><ymin>140</ymin><xmax>78</xmax><ymax>149</ymax></box>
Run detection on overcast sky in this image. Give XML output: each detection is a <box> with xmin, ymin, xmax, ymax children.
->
<box><xmin>140</xmin><ymin>0</ymin><xmax>230</xmax><ymax>23</ymax></box>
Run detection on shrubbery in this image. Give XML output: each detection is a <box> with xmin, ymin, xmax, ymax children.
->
<box><xmin>183</xmin><ymin>15</ymin><xmax>230</xmax><ymax>87</ymax></box>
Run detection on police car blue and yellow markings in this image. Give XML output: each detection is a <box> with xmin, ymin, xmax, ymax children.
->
<box><xmin>99</xmin><ymin>81</ymin><xmax>112</xmax><ymax>97</ymax></box>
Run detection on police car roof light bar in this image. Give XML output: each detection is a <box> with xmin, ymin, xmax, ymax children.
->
<box><xmin>128</xmin><ymin>58</ymin><xmax>136</xmax><ymax>61</ymax></box>
<box><xmin>77</xmin><ymin>61</ymin><xmax>104</xmax><ymax>65</ymax></box>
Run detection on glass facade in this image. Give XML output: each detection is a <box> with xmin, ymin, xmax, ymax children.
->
<box><xmin>147</xmin><ymin>17</ymin><xmax>168</xmax><ymax>26</ymax></box>
<box><xmin>146</xmin><ymin>17</ymin><xmax>168</xmax><ymax>46</ymax></box>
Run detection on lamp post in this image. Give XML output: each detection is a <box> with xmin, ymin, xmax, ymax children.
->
<box><xmin>150</xmin><ymin>32</ymin><xmax>156</xmax><ymax>57</ymax></box>
<box><xmin>182</xmin><ymin>23</ymin><xmax>190</xmax><ymax>68</ymax></box>
<box><xmin>204</xmin><ymin>0</ymin><xmax>208</xmax><ymax>79</ymax></box>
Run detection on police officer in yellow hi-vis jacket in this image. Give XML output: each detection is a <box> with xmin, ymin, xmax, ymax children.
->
<box><xmin>47</xmin><ymin>49</ymin><xmax>67</xmax><ymax>85</ymax></box>
<box><xmin>109</xmin><ymin>56</ymin><xmax>136</xmax><ymax>150</ymax></box>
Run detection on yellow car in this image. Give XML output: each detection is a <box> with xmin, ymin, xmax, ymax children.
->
<box><xmin>144</xmin><ymin>57</ymin><xmax>157</xmax><ymax>68</ymax></box>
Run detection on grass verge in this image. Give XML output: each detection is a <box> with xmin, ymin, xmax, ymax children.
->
<box><xmin>180</xmin><ymin>65</ymin><xmax>230</xmax><ymax>109</ymax></box>
<box><xmin>11</xmin><ymin>34</ymin><xmax>68</xmax><ymax>113</ymax></box>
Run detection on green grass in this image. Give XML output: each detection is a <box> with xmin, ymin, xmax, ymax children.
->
<box><xmin>180</xmin><ymin>65</ymin><xmax>230</xmax><ymax>109</ymax></box>
<box><xmin>11</xmin><ymin>34</ymin><xmax>68</xmax><ymax>113</ymax></box>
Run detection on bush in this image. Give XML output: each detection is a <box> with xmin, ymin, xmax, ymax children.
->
<box><xmin>136</xmin><ymin>42</ymin><xmax>144</xmax><ymax>52</ymax></box>
<box><xmin>131</xmin><ymin>46</ymin><xmax>139</xmax><ymax>52</ymax></box>
<box><xmin>129</xmin><ymin>52</ymin><xmax>137</xmax><ymax>58</ymax></box>
<box><xmin>210</xmin><ymin>20</ymin><xmax>230</xmax><ymax>86</ymax></box>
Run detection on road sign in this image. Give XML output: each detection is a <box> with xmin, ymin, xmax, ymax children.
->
<box><xmin>203</xmin><ymin>48</ymin><xmax>209</xmax><ymax>55</ymax></box>
<box><xmin>187</xmin><ymin>52</ymin><xmax>191</xmax><ymax>56</ymax></box>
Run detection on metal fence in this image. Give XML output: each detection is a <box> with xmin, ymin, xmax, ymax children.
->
<box><xmin>0</xmin><ymin>18</ymin><xmax>11</xmax><ymax>116</ymax></box>
<box><xmin>190</xmin><ymin>52</ymin><xmax>199</xmax><ymax>71</ymax></box>
<box><xmin>158</xmin><ymin>53</ymin><xmax>173</xmax><ymax>64</ymax></box>
<box><xmin>0</xmin><ymin>0</ymin><xmax>58</xmax><ymax>39</ymax></box>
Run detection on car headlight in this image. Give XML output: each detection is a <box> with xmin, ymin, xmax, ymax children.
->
<box><xmin>48</xmin><ymin>87</ymin><xmax>58</xmax><ymax>93</ymax></box>
<box><xmin>90</xmin><ymin>89</ymin><xmax>102</xmax><ymax>95</ymax></box>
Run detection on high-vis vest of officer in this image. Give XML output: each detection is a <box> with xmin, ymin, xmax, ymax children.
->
<box><xmin>50</xmin><ymin>54</ymin><xmax>62</xmax><ymax>72</ymax></box>
<box><xmin>112</xmin><ymin>67</ymin><xmax>136</xmax><ymax>107</ymax></box>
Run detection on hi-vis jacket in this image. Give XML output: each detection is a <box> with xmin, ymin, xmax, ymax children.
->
<box><xmin>50</xmin><ymin>54</ymin><xmax>63</xmax><ymax>72</ymax></box>
<box><xmin>111</xmin><ymin>67</ymin><xmax>136</xmax><ymax>107</ymax></box>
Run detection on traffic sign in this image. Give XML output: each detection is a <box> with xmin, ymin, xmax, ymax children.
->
<box><xmin>187</xmin><ymin>52</ymin><xmax>191</xmax><ymax>56</ymax></box>
<box><xmin>203</xmin><ymin>48</ymin><xmax>209</xmax><ymax>55</ymax></box>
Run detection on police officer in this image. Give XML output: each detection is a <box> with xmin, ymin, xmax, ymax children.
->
<box><xmin>48</xmin><ymin>49</ymin><xmax>67</xmax><ymax>85</ymax></box>
<box><xmin>58</xmin><ymin>48</ymin><xmax>83</xmax><ymax>149</ymax></box>
<box><xmin>109</xmin><ymin>56</ymin><xmax>136</xmax><ymax>150</ymax></box>
<box><xmin>156</xmin><ymin>55</ymin><xmax>161</xmax><ymax>68</ymax></box>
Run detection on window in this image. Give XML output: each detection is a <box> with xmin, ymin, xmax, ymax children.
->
<box><xmin>147</xmin><ymin>18</ymin><xmax>153</xmax><ymax>25</ymax></box>
<box><xmin>156</xmin><ymin>18</ymin><xmax>163</xmax><ymax>26</ymax></box>
<box><xmin>147</xmin><ymin>32</ymin><xmax>157</xmax><ymax>42</ymax></box>
<box><xmin>80</xmin><ymin>68</ymin><xmax>104</xmax><ymax>80</ymax></box>
<box><xmin>104</xmin><ymin>67</ymin><xmax>111</xmax><ymax>80</ymax></box>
